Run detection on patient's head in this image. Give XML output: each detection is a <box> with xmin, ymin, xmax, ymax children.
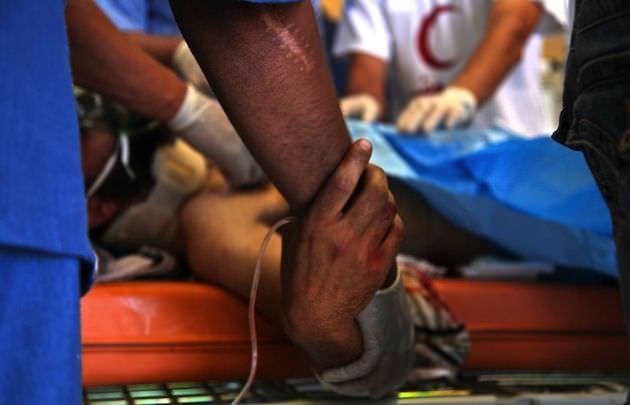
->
<box><xmin>77</xmin><ymin>89</ymin><xmax>170</xmax><ymax>230</ymax></box>
<box><xmin>81</xmin><ymin>128</ymin><xmax>136</xmax><ymax>229</ymax></box>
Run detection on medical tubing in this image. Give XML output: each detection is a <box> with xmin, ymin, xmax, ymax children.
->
<box><xmin>231</xmin><ymin>216</ymin><xmax>295</xmax><ymax>405</ymax></box>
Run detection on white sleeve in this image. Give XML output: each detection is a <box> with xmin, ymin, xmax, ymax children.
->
<box><xmin>315</xmin><ymin>268</ymin><xmax>415</xmax><ymax>399</ymax></box>
<box><xmin>332</xmin><ymin>0</ymin><xmax>393</xmax><ymax>62</ymax></box>
<box><xmin>531</xmin><ymin>0</ymin><xmax>571</xmax><ymax>34</ymax></box>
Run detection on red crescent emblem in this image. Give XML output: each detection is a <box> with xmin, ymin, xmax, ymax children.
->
<box><xmin>417</xmin><ymin>4</ymin><xmax>458</xmax><ymax>70</ymax></box>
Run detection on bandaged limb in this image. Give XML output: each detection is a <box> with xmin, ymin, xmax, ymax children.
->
<box><xmin>101</xmin><ymin>140</ymin><xmax>207</xmax><ymax>250</ymax></box>
<box><xmin>169</xmin><ymin>84</ymin><xmax>265</xmax><ymax>188</ymax></box>
<box><xmin>316</xmin><ymin>269</ymin><xmax>414</xmax><ymax>398</ymax></box>
<box><xmin>183</xmin><ymin>186</ymin><xmax>414</xmax><ymax>398</ymax></box>
<box><xmin>181</xmin><ymin>179</ymin><xmax>475</xmax><ymax>398</ymax></box>
<box><xmin>318</xmin><ymin>262</ymin><xmax>471</xmax><ymax>398</ymax></box>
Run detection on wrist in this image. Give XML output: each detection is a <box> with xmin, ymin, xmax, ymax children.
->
<box><xmin>159</xmin><ymin>79</ymin><xmax>188</xmax><ymax>123</ymax></box>
<box><xmin>446</xmin><ymin>81</ymin><xmax>479</xmax><ymax>107</ymax></box>
<box><xmin>445</xmin><ymin>86</ymin><xmax>477</xmax><ymax>105</ymax></box>
<box><xmin>284</xmin><ymin>315</ymin><xmax>363</xmax><ymax>371</ymax></box>
<box><xmin>167</xmin><ymin>83</ymin><xmax>209</xmax><ymax>130</ymax></box>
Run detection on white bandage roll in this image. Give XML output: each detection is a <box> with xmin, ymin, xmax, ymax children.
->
<box><xmin>316</xmin><ymin>268</ymin><xmax>415</xmax><ymax>398</ymax></box>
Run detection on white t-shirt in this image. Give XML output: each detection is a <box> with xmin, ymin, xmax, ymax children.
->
<box><xmin>333</xmin><ymin>0</ymin><xmax>565</xmax><ymax>138</ymax></box>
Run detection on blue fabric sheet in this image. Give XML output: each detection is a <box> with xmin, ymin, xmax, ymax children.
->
<box><xmin>347</xmin><ymin>120</ymin><xmax>616</xmax><ymax>277</ymax></box>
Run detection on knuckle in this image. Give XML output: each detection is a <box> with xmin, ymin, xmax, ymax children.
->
<box><xmin>331</xmin><ymin>236</ymin><xmax>348</xmax><ymax>258</ymax></box>
<box><xmin>367</xmin><ymin>166</ymin><xmax>388</xmax><ymax>195</ymax></box>
<box><xmin>371</xmin><ymin>165</ymin><xmax>387</xmax><ymax>183</ymax></box>
<box><xmin>385</xmin><ymin>191</ymin><xmax>397</xmax><ymax>211</ymax></box>
<box><xmin>384</xmin><ymin>204</ymin><xmax>397</xmax><ymax>226</ymax></box>
<box><xmin>331</xmin><ymin>174</ymin><xmax>354</xmax><ymax>196</ymax></box>
<box><xmin>387</xmin><ymin>191</ymin><xmax>397</xmax><ymax>208</ymax></box>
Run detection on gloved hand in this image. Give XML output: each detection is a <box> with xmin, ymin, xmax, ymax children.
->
<box><xmin>171</xmin><ymin>40</ymin><xmax>212</xmax><ymax>95</ymax></box>
<box><xmin>168</xmin><ymin>84</ymin><xmax>266</xmax><ymax>188</ymax></box>
<box><xmin>396</xmin><ymin>86</ymin><xmax>477</xmax><ymax>134</ymax></box>
<box><xmin>100</xmin><ymin>140</ymin><xmax>207</xmax><ymax>250</ymax></box>
<box><xmin>339</xmin><ymin>94</ymin><xmax>381</xmax><ymax>123</ymax></box>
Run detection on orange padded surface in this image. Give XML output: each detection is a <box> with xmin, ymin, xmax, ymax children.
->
<box><xmin>81</xmin><ymin>282</ymin><xmax>310</xmax><ymax>387</ymax></box>
<box><xmin>81</xmin><ymin>280</ymin><xmax>630</xmax><ymax>387</ymax></box>
<box><xmin>438</xmin><ymin>281</ymin><xmax>630</xmax><ymax>371</ymax></box>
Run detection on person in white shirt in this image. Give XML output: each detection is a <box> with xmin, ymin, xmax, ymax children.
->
<box><xmin>334</xmin><ymin>0</ymin><xmax>565</xmax><ymax>138</ymax></box>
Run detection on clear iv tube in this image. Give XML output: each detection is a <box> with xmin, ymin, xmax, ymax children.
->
<box><xmin>231</xmin><ymin>216</ymin><xmax>295</xmax><ymax>405</ymax></box>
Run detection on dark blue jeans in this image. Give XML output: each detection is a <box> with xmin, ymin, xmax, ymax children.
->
<box><xmin>554</xmin><ymin>2</ymin><xmax>630</xmax><ymax>389</ymax></box>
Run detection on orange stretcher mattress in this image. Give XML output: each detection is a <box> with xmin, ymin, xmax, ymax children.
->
<box><xmin>81</xmin><ymin>280</ymin><xmax>630</xmax><ymax>387</ymax></box>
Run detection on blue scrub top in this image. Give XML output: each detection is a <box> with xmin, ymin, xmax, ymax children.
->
<box><xmin>94</xmin><ymin>0</ymin><xmax>180</xmax><ymax>35</ymax></box>
<box><xmin>0</xmin><ymin>0</ymin><xmax>93</xmax><ymax>263</ymax></box>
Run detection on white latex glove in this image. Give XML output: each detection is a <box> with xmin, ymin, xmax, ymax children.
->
<box><xmin>168</xmin><ymin>84</ymin><xmax>266</xmax><ymax>188</ymax></box>
<box><xmin>339</xmin><ymin>94</ymin><xmax>381</xmax><ymax>123</ymax></box>
<box><xmin>100</xmin><ymin>140</ymin><xmax>207</xmax><ymax>250</ymax></box>
<box><xmin>396</xmin><ymin>86</ymin><xmax>477</xmax><ymax>134</ymax></box>
<box><xmin>171</xmin><ymin>40</ymin><xmax>212</xmax><ymax>95</ymax></box>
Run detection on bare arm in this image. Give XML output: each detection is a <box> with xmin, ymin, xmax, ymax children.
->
<box><xmin>451</xmin><ymin>0</ymin><xmax>542</xmax><ymax>105</ymax></box>
<box><xmin>170</xmin><ymin>0</ymin><xmax>350</xmax><ymax>211</ymax></box>
<box><xmin>66</xmin><ymin>0</ymin><xmax>186</xmax><ymax>121</ymax></box>
<box><xmin>170</xmin><ymin>0</ymin><xmax>363</xmax><ymax>371</ymax></box>
<box><xmin>346</xmin><ymin>52</ymin><xmax>388</xmax><ymax>119</ymax></box>
<box><xmin>125</xmin><ymin>32</ymin><xmax>181</xmax><ymax>66</ymax></box>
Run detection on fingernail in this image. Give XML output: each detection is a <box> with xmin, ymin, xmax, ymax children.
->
<box><xmin>356</xmin><ymin>138</ymin><xmax>372</xmax><ymax>153</ymax></box>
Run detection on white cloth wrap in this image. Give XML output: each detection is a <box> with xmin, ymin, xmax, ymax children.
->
<box><xmin>316</xmin><ymin>268</ymin><xmax>414</xmax><ymax>398</ymax></box>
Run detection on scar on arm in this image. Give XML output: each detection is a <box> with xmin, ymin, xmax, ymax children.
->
<box><xmin>261</xmin><ymin>8</ymin><xmax>315</xmax><ymax>73</ymax></box>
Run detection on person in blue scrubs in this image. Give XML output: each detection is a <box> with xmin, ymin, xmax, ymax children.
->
<box><xmin>0</xmin><ymin>2</ymin><xmax>94</xmax><ymax>403</ymax></box>
<box><xmin>0</xmin><ymin>0</ymin><xmax>409</xmax><ymax>403</ymax></box>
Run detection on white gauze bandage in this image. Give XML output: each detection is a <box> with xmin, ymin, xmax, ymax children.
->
<box><xmin>315</xmin><ymin>268</ymin><xmax>415</xmax><ymax>399</ymax></box>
